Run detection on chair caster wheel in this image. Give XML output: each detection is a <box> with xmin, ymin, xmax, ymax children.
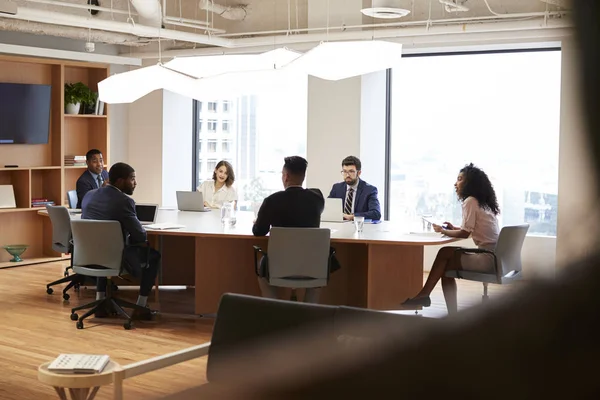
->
<box><xmin>63</xmin><ymin>293</ymin><xmax>70</xmax><ymax>301</ymax></box>
<box><xmin>76</xmin><ymin>321</ymin><xmax>84</xmax><ymax>329</ymax></box>
<box><xmin>74</xmin><ymin>283</ymin><xmax>80</xmax><ymax>291</ymax></box>
<box><xmin>64</xmin><ymin>271</ymin><xmax>69</xmax><ymax>277</ymax></box>
<box><xmin>70</xmin><ymin>313</ymin><xmax>78</xmax><ymax>321</ymax></box>
<box><xmin>123</xmin><ymin>321</ymin><xmax>133</xmax><ymax>330</ymax></box>
<box><xmin>46</xmin><ymin>287</ymin><xmax>53</xmax><ymax>295</ymax></box>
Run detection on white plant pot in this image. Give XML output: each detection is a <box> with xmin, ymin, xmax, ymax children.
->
<box><xmin>65</xmin><ymin>103</ymin><xmax>81</xmax><ymax>115</ymax></box>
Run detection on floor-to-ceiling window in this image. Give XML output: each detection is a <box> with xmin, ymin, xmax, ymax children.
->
<box><xmin>389</xmin><ymin>50</ymin><xmax>561</xmax><ymax>236</ymax></box>
<box><xmin>192</xmin><ymin>76</ymin><xmax>308</xmax><ymax>210</ymax></box>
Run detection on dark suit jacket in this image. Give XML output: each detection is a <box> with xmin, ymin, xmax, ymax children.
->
<box><xmin>252</xmin><ymin>187</ymin><xmax>325</xmax><ymax>237</ymax></box>
<box><xmin>81</xmin><ymin>185</ymin><xmax>146</xmax><ymax>245</ymax></box>
<box><xmin>76</xmin><ymin>169</ymin><xmax>109</xmax><ymax>209</ymax></box>
<box><xmin>328</xmin><ymin>180</ymin><xmax>381</xmax><ymax>221</ymax></box>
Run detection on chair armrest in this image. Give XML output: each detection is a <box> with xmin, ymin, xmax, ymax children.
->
<box><xmin>454</xmin><ymin>247</ymin><xmax>495</xmax><ymax>255</ymax></box>
<box><xmin>252</xmin><ymin>246</ymin><xmax>266</xmax><ymax>277</ymax></box>
<box><xmin>113</xmin><ymin>342</ymin><xmax>211</xmax><ymax>400</ymax></box>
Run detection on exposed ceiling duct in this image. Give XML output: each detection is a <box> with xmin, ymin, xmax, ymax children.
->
<box><xmin>0</xmin><ymin>18</ymin><xmax>144</xmax><ymax>45</ymax></box>
<box><xmin>130</xmin><ymin>0</ymin><xmax>162</xmax><ymax>27</ymax></box>
<box><xmin>199</xmin><ymin>0</ymin><xmax>248</xmax><ymax>21</ymax></box>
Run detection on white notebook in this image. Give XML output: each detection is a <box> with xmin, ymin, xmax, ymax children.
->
<box><xmin>48</xmin><ymin>354</ymin><xmax>110</xmax><ymax>374</ymax></box>
<box><xmin>144</xmin><ymin>223</ymin><xmax>185</xmax><ymax>230</ymax></box>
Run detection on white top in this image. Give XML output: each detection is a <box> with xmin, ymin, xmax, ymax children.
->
<box><xmin>461</xmin><ymin>196</ymin><xmax>499</xmax><ymax>249</ymax></box>
<box><xmin>197</xmin><ymin>180</ymin><xmax>238</xmax><ymax>208</ymax></box>
<box><xmin>345</xmin><ymin>179</ymin><xmax>359</xmax><ymax>214</ymax></box>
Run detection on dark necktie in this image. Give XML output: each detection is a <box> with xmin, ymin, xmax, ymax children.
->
<box><xmin>97</xmin><ymin>175</ymin><xmax>103</xmax><ymax>188</ymax></box>
<box><xmin>344</xmin><ymin>188</ymin><xmax>354</xmax><ymax>215</ymax></box>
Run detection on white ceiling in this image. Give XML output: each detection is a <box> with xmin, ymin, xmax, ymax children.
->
<box><xmin>0</xmin><ymin>0</ymin><xmax>571</xmax><ymax>52</ymax></box>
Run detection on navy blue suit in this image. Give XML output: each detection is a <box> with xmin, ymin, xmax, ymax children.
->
<box><xmin>81</xmin><ymin>186</ymin><xmax>159</xmax><ymax>296</ymax></box>
<box><xmin>76</xmin><ymin>169</ymin><xmax>109</xmax><ymax>209</ymax></box>
<box><xmin>328</xmin><ymin>180</ymin><xmax>381</xmax><ymax>221</ymax></box>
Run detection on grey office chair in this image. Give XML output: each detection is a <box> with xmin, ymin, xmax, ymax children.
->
<box><xmin>45</xmin><ymin>205</ymin><xmax>87</xmax><ymax>300</ymax></box>
<box><xmin>253</xmin><ymin>227</ymin><xmax>331</xmax><ymax>303</ymax></box>
<box><xmin>445</xmin><ymin>224</ymin><xmax>530</xmax><ymax>301</ymax></box>
<box><xmin>69</xmin><ymin>219</ymin><xmax>148</xmax><ymax>330</ymax></box>
<box><xmin>67</xmin><ymin>190</ymin><xmax>78</xmax><ymax>209</ymax></box>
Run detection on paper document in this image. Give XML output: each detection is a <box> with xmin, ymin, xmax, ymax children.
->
<box><xmin>144</xmin><ymin>223</ymin><xmax>185</xmax><ymax>230</ymax></box>
<box><xmin>48</xmin><ymin>354</ymin><xmax>110</xmax><ymax>374</ymax></box>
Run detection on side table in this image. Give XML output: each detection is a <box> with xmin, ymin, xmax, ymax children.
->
<box><xmin>38</xmin><ymin>360</ymin><xmax>120</xmax><ymax>400</ymax></box>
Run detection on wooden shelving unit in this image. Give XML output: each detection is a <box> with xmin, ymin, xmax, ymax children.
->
<box><xmin>0</xmin><ymin>55</ymin><xmax>109</xmax><ymax>265</ymax></box>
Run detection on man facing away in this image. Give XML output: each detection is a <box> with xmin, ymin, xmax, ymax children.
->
<box><xmin>81</xmin><ymin>162</ymin><xmax>159</xmax><ymax>319</ymax></box>
<box><xmin>252</xmin><ymin>156</ymin><xmax>325</xmax><ymax>301</ymax></box>
<box><xmin>329</xmin><ymin>155</ymin><xmax>381</xmax><ymax>221</ymax></box>
<box><xmin>75</xmin><ymin>148</ymin><xmax>109</xmax><ymax>209</ymax></box>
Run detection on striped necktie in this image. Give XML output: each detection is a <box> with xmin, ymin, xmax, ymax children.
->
<box><xmin>97</xmin><ymin>175</ymin><xmax>103</xmax><ymax>188</ymax></box>
<box><xmin>344</xmin><ymin>188</ymin><xmax>354</xmax><ymax>215</ymax></box>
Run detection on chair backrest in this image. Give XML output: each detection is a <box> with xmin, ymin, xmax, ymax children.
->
<box><xmin>46</xmin><ymin>205</ymin><xmax>72</xmax><ymax>254</ymax></box>
<box><xmin>267</xmin><ymin>227</ymin><xmax>331</xmax><ymax>288</ymax></box>
<box><xmin>67</xmin><ymin>190</ymin><xmax>77</xmax><ymax>209</ymax></box>
<box><xmin>494</xmin><ymin>224</ymin><xmax>530</xmax><ymax>277</ymax></box>
<box><xmin>70</xmin><ymin>219</ymin><xmax>124</xmax><ymax>271</ymax></box>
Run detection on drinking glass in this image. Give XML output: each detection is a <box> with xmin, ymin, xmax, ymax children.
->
<box><xmin>221</xmin><ymin>202</ymin><xmax>234</xmax><ymax>226</ymax></box>
<box><xmin>354</xmin><ymin>216</ymin><xmax>365</xmax><ymax>233</ymax></box>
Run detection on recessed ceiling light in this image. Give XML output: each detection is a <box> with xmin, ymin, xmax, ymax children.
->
<box><xmin>361</xmin><ymin>7</ymin><xmax>411</xmax><ymax>19</ymax></box>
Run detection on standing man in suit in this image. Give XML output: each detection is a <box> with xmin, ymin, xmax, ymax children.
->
<box><xmin>75</xmin><ymin>148</ymin><xmax>109</xmax><ymax>209</ymax></box>
<box><xmin>253</xmin><ymin>156</ymin><xmax>326</xmax><ymax>301</ymax></box>
<box><xmin>81</xmin><ymin>162</ymin><xmax>159</xmax><ymax>320</ymax></box>
<box><xmin>329</xmin><ymin>156</ymin><xmax>381</xmax><ymax>221</ymax></box>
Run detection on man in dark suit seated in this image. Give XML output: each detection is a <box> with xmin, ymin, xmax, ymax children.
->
<box><xmin>81</xmin><ymin>162</ymin><xmax>159</xmax><ymax>320</ymax></box>
<box><xmin>252</xmin><ymin>156</ymin><xmax>327</xmax><ymax>300</ymax></box>
<box><xmin>75</xmin><ymin>148</ymin><xmax>109</xmax><ymax>209</ymax></box>
<box><xmin>329</xmin><ymin>155</ymin><xmax>381</xmax><ymax>221</ymax></box>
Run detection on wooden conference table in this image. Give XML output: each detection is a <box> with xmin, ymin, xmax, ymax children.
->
<box><xmin>41</xmin><ymin>209</ymin><xmax>455</xmax><ymax>314</ymax></box>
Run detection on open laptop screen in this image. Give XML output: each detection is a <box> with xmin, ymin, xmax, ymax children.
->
<box><xmin>135</xmin><ymin>204</ymin><xmax>158</xmax><ymax>224</ymax></box>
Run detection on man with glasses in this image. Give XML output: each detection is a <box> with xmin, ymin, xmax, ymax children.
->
<box><xmin>329</xmin><ymin>155</ymin><xmax>381</xmax><ymax>221</ymax></box>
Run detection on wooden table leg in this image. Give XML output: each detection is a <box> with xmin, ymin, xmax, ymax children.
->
<box><xmin>54</xmin><ymin>387</ymin><xmax>67</xmax><ymax>400</ymax></box>
<box><xmin>87</xmin><ymin>386</ymin><xmax>100</xmax><ymax>400</ymax></box>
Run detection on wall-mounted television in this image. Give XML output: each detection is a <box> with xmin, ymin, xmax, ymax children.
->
<box><xmin>0</xmin><ymin>82</ymin><xmax>52</xmax><ymax>144</ymax></box>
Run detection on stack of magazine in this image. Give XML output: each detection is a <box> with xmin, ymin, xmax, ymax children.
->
<box><xmin>48</xmin><ymin>354</ymin><xmax>110</xmax><ymax>374</ymax></box>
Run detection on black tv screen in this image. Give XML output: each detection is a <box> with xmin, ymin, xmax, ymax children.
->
<box><xmin>0</xmin><ymin>82</ymin><xmax>52</xmax><ymax>144</ymax></box>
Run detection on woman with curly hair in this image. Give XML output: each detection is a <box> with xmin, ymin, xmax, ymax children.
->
<box><xmin>402</xmin><ymin>163</ymin><xmax>500</xmax><ymax>314</ymax></box>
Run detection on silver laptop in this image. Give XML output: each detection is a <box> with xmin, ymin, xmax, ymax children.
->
<box><xmin>0</xmin><ymin>185</ymin><xmax>16</xmax><ymax>209</ymax></box>
<box><xmin>321</xmin><ymin>198</ymin><xmax>346</xmax><ymax>223</ymax></box>
<box><xmin>176</xmin><ymin>191</ymin><xmax>210</xmax><ymax>212</ymax></box>
<box><xmin>135</xmin><ymin>203</ymin><xmax>158</xmax><ymax>225</ymax></box>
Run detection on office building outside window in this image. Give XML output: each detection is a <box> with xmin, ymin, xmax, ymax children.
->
<box><xmin>207</xmin><ymin>139</ymin><xmax>217</xmax><ymax>153</ymax></box>
<box><xmin>193</xmin><ymin>76</ymin><xmax>308</xmax><ymax>210</ymax></box>
<box><xmin>208</xmin><ymin>101</ymin><xmax>217</xmax><ymax>112</ymax></box>
<box><xmin>389</xmin><ymin>50</ymin><xmax>561</xmax><ymax>236</ymax></box>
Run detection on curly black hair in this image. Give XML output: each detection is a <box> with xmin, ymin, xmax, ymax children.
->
<box><xmin>458</xmin><ymin>163</ymin><xmax>500</xmax><ymax>215</ymax></box>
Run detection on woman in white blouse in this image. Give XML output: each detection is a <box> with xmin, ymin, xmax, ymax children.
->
<box><xmin>197</xmin><ymin>160</ymin><xmax>238</xmax><ymax>209</ymax></box>
<box><xmin>402</xmin><ymin>163</ymin><xmax>500</xmax><ymax>314</ymax></box>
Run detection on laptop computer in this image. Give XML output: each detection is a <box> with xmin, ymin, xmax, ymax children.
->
<box><xmin>176</xmin><ymin>191</ymin><xmax>210</xmax><ymax>212</ymax></box>
<box><xmin>135</xmin><ymin>203</ymin><xmax>158</xmax><ymax>225</ymax></box>
<box><xmin>321</xmin><ymin>198</ymin><xmax>347</xmax><ymax>223</ymax></box>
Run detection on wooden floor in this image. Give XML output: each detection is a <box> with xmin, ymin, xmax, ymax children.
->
<box><xmin>0</xmin><ymin>261</ymin><xmax>515</xmax><ymax>400</ymax></box>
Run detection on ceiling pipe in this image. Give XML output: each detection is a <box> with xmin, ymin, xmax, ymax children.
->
<box><xmin>1</xmin><ymin>6</ymin><xmax>235</xmax><ymax>47</ymax></box>
<box><xmin>125</xmin><ymin>19</ymin><xmax>572</xmax><ymax>59</ymax></box>
<box><xmin>24</xmin><ymin>0</ymin><xmax>137</xmax><ymax>16</ymax></box>
<box><xmin>130</xmin><ymin>0</ymin><xmax>162</xmax><ymax>27</ymax></box>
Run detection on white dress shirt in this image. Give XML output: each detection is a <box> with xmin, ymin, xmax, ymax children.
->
<box><xmin>197</xmin><ymin>180</ymin><xmax>238</xmax><ymax>208</ymax></box>
<box><xmin>345</xmin><ymin>179</ymin><xmax>359</xmax><ymax>214</ymax></box>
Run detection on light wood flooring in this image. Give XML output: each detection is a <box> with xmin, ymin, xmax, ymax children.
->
<box><xmin>0</xmin><ymin>261</ymin><xmax>515</xmax><ymax>399</ymax></box>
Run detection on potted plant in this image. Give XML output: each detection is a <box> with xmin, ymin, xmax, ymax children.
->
<box><xmin>64</xmin><ymin>82</ymin><xmax>95</xmax><ymax>115</ymax></box>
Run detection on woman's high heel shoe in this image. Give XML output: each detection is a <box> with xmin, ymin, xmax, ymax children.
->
<box><xmin>401</xmin><ymin>296</ymin><xmax>431</xmax><ymax>308</ymax></box>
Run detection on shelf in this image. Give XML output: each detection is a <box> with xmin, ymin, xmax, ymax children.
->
<box><xmin>0</xmin><ymin>255</ymin><xmax>69</xmax><ymax>269</ymax></box>
<box><xmin>0</xmin><ymin>208</ymin><xmax>40</xmax><ymax>214</ymax></box>
<box><xmin>64</xmin><ymin>114</ymin><xmax>107</xmax><ymax>119</ymax></box>
<box><xmin>0</xmin><ymin>166</ymin><xmax>60</xmax><ymax>171</ymax></box>
<box><xmin>64</xmin><ymin>165</ymin><xmax>87</xmax><ymax>169</ymax></box>
<box><xmin>30</xmin><ymin>166</ymin><xmax>61</xmax><ymax>170</ymax></box>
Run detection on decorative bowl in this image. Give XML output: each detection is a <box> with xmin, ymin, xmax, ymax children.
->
<box><xmin>2</xmin><ymin>244</ymin><xmax>29</xmax><ymax>262</ymax></box>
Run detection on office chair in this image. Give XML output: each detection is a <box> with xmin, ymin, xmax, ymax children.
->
<box><xmin>69</xmin><ymin>219</ymin><xmax>150</xmax><ymax>330</ymax></box>
<box><xmin>445</xmin><ymin>224</ymin><xmax>530</xmax><ymax>301</ymax></box>
<box><xmin>67</xmin><ymin>190</ymin><xmax>77</xmax><ymax>209</ymax></box>
<box><xmin>45</xmin><ymin>205</ymin><xmax>87</xmax><ymax>301</ymax></box>
<box><xmin>253</xmin><ymin>227</ymin><xmax>331</xmax><ymax>303</ymax></box>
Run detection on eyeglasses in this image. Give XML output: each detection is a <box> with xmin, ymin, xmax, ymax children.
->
<box><xmin>341</xmin><ymin>170</ymin><xmax>357</xmax><ymax>176</ymax></box>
